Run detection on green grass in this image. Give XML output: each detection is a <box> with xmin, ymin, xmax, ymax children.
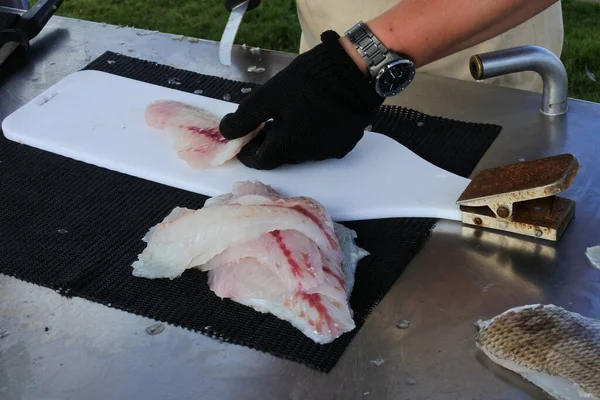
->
<box><xmin>35</xmin><ymin>0</ymin><xmax>600</xmax><ymax>102</ymax></box>
<box><xmin>39</xmin><ymin>0</ymin><xmax>302</xmax><ymax>53</ymax></box>
<box><xmin>561</xmin><ymin>0</ymin><xmax>600</xmax><ymax>102</ymax></box>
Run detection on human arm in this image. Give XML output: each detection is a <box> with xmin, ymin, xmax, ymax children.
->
<box><xmin>341</xmin><ymin>0</ymin><xmax>559</xmax><ymax>75</ymax></box>
<box><xmin>219</xmin><ymin>0</ymin><xmax>559</xmax><ymax>170</ymax></box>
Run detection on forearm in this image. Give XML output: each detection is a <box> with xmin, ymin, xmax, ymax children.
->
<box><xmin>341</xmin><ymin>0</ymin><xmax>557</xmax><ymax>73</ymax></box>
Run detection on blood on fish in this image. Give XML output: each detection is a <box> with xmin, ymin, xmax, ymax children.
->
<box><xmin>270</xmin><ymin>230</ymin><xmax>303</xmax><ymax>279</ymax></box>
<box><xmin>301</xmin><ymin>252</ymin><xmax>316</xmax><ymax>277</ymax></box>
<box><xmin>299</xmin><ymin>293</ymin><xmax>335</xmax><ymax>334</ymax></box>
<box><xmin>145</xmin><ymin>101</ymin><xmax>260</xmax><ymax>169</ymax></box>
<box><xmin>291</xmin><ymin>205</ymin><xmax>337</xmax><ymax>248</ymax></box>
<box><xmin>182</xmin><ymin>125</ymin><xmax>229</xmax><ymax>144</ymax></box>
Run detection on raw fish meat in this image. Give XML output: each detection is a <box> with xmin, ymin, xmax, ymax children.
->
<box><xmin>475</xmin><ymin>304</ymin><xmax>600</xmax><ymax>400</ymax></box>
<box><xmin>145</xmin><ymin>100</ymin><xmax>260</xmax><ymax>169</ymax></box>
<box><xmin>131</xmin><ymin>181</ymin><xmax>369</xmax><ymax>344</ymax></box>
<box><xmin>334</xmin><ymin>222</ymin><xmax>369</xmax><ymax>298</ymax></box>
<box><xmin>586</xmin><ymin>246</ymin><xmax>600</xmax><ymax>270</ymax></box>
<box><xmin>132</xmin><ymin>182</ymin><xmax>341</xmax><ymax>280</ymax></box>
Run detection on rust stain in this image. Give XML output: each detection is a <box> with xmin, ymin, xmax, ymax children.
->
<box><xmin>512</xmin><ymin>196</ymin><xmax>572</xmax><ymax>228</ymax></box>
<box><xmin>496</xmin><ymin>206</ymin><xmax>510</xmax><ymax>219</ymax></box>
<box><xmin>458</xmin><ymin>154</ymin><xmax>579</xmax><ymax>203</ymax></box>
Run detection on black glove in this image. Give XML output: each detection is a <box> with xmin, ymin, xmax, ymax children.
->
<box><xmin>219</xmin><ymin>30</ymin><xmax>384</xmax><ymax>170</ymax></box>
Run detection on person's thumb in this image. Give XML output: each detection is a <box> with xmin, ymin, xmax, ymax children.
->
<box><xmin>219</xmin><ymin>104</ymin><xmax>272</xmax><ymax>140</ymax></box>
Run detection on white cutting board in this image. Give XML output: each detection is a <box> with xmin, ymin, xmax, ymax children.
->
<box><xmin>1</xmin><ymin>70</ymin><xmax>470</xmax><ymax>222</ymax></box>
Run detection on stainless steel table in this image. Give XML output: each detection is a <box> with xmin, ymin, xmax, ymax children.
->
<box><xmin>1</xmin><ymin>16</ymin><xmax>599</xmax><ymax>400</ymax></box>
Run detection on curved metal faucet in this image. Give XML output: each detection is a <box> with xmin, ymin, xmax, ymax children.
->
<box><xmin>469</xmin><ymin>45</ymin><xmax>568</xmax><ymax>116</ymax></box>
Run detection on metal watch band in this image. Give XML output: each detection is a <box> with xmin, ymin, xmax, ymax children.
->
<box><xmin>345</xmin><ymin>21</ymin><xmax>391</xmax><ymax>73</ymax></box>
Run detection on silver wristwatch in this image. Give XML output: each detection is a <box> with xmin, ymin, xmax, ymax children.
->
<box><xmin>345</xmin><ymin>21</ymin><xmax>416</xmax><ymax>97</ymax></box>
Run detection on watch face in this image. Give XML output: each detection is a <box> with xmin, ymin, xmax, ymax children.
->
<box><xmin>375</xmin><ymin>59</ymin><xmax>416</xmax><ymax>97</ymax></box>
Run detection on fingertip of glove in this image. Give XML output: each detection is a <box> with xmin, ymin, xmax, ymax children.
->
<box><xmin>237</xmin><ymin>152</ymin><xmax>281</xmax><ymax>171</ymax></box>
<box><xmin>220</xmin><ymin>108</ymin><xmax>272</xmax><ymax>141</ymax></box>
<box><xmin>218</xmin><ymin>113</ymin><xmax>241</xmax><ymax>140</ymax></box>
<box><xmin>236</xmin><ymin>141</ymin><xmax>285</xmax><ymax>171</ymax></box>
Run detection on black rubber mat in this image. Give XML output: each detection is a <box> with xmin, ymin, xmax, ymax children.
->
<box><xmin>0</xmin><ymin>51</ymin><xmax>501</xmax><ymax>372</ymax></box>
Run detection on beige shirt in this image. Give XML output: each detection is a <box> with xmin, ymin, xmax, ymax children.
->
<box><xmin>296</xmin><ymin>0</ymin><xmax>564</xmax><ymax>92</ymax></box>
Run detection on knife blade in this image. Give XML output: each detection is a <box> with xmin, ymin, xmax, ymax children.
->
<box><xmin>219</xmin><ymin>0</ymin><xmax>249</xmax><ymax>66</ymax></box>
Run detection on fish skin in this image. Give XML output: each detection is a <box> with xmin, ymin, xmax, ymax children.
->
<box><xmin>476</xmin><ymin>304</ymin><xmax>600</xmax><ymax>400</ymax></box>
<box><xmin>145</xmin><ymin>100</ymin><xmax>260</xmax><ymax>168</ymax></box>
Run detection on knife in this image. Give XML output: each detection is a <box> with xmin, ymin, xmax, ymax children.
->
<box><xmin>0</xmin><ymin>0</ymin><xmax>64</xmax><ymax>67</ymax></box>
<box><xmin>219</xmin><ymin>0</ymin><xmax>261</xmax><ymax>66</ymax></box>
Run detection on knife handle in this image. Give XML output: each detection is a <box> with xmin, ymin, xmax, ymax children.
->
<box><xmin>224</xmin><ymin>0</ymin><xmax>261</xmax><ymax>12</ymax></box>
<box><xmin>16</xmin><ymin>0</ymin><xmax>64</xmax><ymax>40</ymax></box>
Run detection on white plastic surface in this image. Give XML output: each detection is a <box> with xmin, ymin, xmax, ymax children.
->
<box><xmin>1</xmin><ymin>70</ymin><xmax>470</xmax><ymax>222</ymax></box>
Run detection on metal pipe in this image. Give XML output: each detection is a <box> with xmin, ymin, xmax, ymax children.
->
<box><xmin>469</xmin><ymin>45</ymin><xmax>568</xmax><ymax>116</ymax></box>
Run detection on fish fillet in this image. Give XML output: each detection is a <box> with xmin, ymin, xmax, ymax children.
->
<box><xmin>334</xmin><ymin>222</ymin><xmax>369</xmax><ymax>297</ymax></box>
<box><xmin>205</xmin><ymin>232</ymin><xmax>357</xmax><ymax>343</ymax></box>
<box><xmin>145</xmin><ymin>100</ymin><xmax>260</xmax><ymax>168</ymax></box>
<box><xmin>475</xmin><ymin>304</ymin><xmax>600</xmax><ymax>400</ymax></box>
<box><xmin>131</xmin><ymin>181</ymin><xmax>368</xmax><ymax>344</ymax></box>
<box><xmin>131</xmin><ymin>203</ymin><xmax>339</xmax><ymax>280</ymax></box>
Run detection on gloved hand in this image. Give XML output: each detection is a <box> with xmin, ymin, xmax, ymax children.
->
<box><xmin>219</xmin><ymin>30</ymin><xmax>385</xmax><ymax>170</ymax></box>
